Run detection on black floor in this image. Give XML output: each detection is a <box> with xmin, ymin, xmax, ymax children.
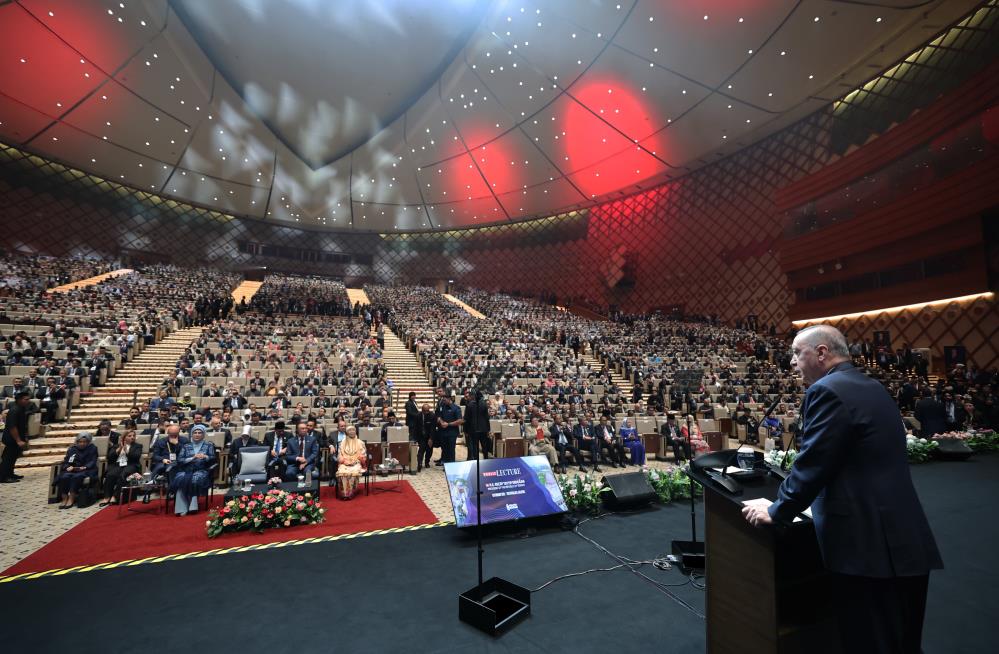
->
<box><xmin>2</xmin><ymin>455</ymin><xmax>997</xmax><ymax>653</ymax></box>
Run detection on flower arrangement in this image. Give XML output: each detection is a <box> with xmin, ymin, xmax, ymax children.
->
<box><xmin>206</xmin><ymin>489</ymin><xmax>325</xmax><ymax>538</ymax></box>
<box><xmin>644</xmin><ymin>466</ymin><xmax>699</xmax><ymax>503</ymax></box>
<box><xmin>556</xmin><ymin>472</ymin><xmax>610</xmax><ymax>514</ymax></box>
<box><xmin>267</xmin><ymin>477</ymin><xmax>283</xmax><ymax>487</ymax></box>
<box><xmin>764</xmin><ymin>448</ymin><xmax>798</xmax><ymax>471</ymax></box>
<box><xmin>905</xmin><ymin>436</ymin><xmax>938</xmax><ymax>463</ymax></box>
<box><xmin>126</xmin><ymin>472</ymin><xmax>144</xmax><ymax>484</ymax></box>
<box><xmin>966</xmin><ymin>429</ymin><xmax>998</xmax><ymax>452</ymax></box>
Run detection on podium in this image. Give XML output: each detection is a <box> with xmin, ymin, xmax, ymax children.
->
<box><xmin>690</xmin><ymin>451</ymin><xmax>841</xmax><ymax>654</ymax></box>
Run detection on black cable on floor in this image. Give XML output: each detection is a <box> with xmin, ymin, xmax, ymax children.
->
<box><xmin>572</xmin><ymin>513</ymin><xmax>706</xmax><ymax>619</ymax></box>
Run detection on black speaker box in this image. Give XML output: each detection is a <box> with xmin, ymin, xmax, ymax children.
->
<box><xmin>933</xmin><ymin>437</ymin><xmax>973</xmax><ymax>461</ymax></box>
<box><xmin>602</xmin><ymin>471</ymin><xmax>655</xmax><ymax>508</ymax></box>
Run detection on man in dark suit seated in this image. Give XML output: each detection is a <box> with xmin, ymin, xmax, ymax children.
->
<box><xmin>285</xmin><ymin>422</ymin><xmax>319</xmax><ymax>481</ymax></box>
<box><xmin>263</xmin><ymin>421</ymin><xmax>290</xmax><ymax>481</ymax></box>
<box><xmin>36</xmin><ymin>377</ymin><xmax>65</xmax><ymax>424</ymax></box>
<box><xmin>742</xmin><ymin>325</ymin><xmax>941</xmax><ymax>653</ymax></box>
<box><xmin>550</xmin><ymin>414</ymin><xmax>584</xmax><ymax>473</ymax></box>
<box><xmin>660</xmin><ymin>414</ymin><xmax>689</xmax><ymax>462</ymax></box>
<box><xmin>573</xmin><ymin>415</ymin><xmax>601</xmax><ymax>472</ymax></box>
<box><xmin>594</xmin><ymin>415</ymin><xmax>626</xmax><ymax>467</ymax></box>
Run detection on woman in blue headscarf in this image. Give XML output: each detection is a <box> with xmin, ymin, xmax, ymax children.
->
<box><xmin>619</xmin><ymin>417</ymin><xmax>646</xmax><ymax>468</ymax></box>
<box><xmin>172</xmin><ymin>424</ymin><xmax>216</xmax><ymax>516</ymax></box>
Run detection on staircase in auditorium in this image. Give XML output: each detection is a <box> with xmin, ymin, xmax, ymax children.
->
<box><xmin>382</xmin><ymin>327</ymin><xmax>435</xmax><ymax>414</ymax></box>
<box><xmin>17</xmin><ymin>327</ymin><xmax>203</xmax><ymax>468</ymax></box>
<box><xmin>231</xmin><ymin>280</ymin><xmax>262</xmax><ymax>303</ymax></box>
<box><xmin>442</xmin><ymin>294</ymin><xmax>485</xmax><ymax>319</ymax></box>
<box><xmin>582</xmin><ymin>351</ymin><xmax>633</xmax><ymax>399</ymax></box>
<box><xmin>345</xmin><ymin>287</ymin><xmax>370</xmax><ymax>307</ymax></box>
<box><xmin>46</xmin><ymin>268</ymin><xmax>133</xmax><ymax>293</ymax></box>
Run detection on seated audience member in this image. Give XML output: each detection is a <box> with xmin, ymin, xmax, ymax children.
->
<box><xmin>328</xmin><ymin>419</ymin><xmax>348</xmax><ymax>458</ymax></box>
<box><xmin>661</xmin><ymin>414</ymin><xmax>689</xmax><ymax>461</ymax></box>
<box><xmin>100</xmin><ymin>429</ymin><xmax>143</xmax><ymax>506</ymax></box>
<box><xmin>595</xmin><ymin>415</ymin><xmax>626</xmax><ymax>467</ymax></box>
<box><xmin>574</xmin><ymin>415</ymin><xmax>601</xmax><ymax>472</ymax></box>
<box><xmin>681</xmin><ymin>415</ymin><xmax>710</xmax><ymax>455</ymax></box>
<box><xmin>550</xmin><ymin>414</ymin><xmax>584</xmax><ymax>473</ymax></box>
<box><xmin>171</xmin><ymin>425</ymin><xmax>215</xmax><ymax>516</ymax></box>
<box><xmin>285</xmin><ymin>421</ymin><xmax>319</xmax><ymax>481</ymax></box>
<box><xmin>619</xmin><ymin>417</ymin><xmax>646</xmax><ymax>468</ymax></box>
<box><xmin>228</xmin><ymin>425</ymin><xmax>259</xmax><ymax>476</ymax></box>
<box><xmin>95</xmin><ymin>418</ymin><xmax>120</xmax><ymax>447</ymax></box>
<box><xmin>57</xmin><ymin>433</ymin><xmax>98</xmax><ymax>508</ymax></box>
<box><xmin>761</xmin><ymin>414</ymin><xmax>783</xmax><ymax>447</ymax></box>
<box><xmin>527</xmin><ymin>416</ymin><xmax>559</xmax><ymax>470</ymax></box>
<box><xmin>264</xmin><ymin>421</ymin><xmax>290</xmax><ymax>480</ymax></box>
<box><xmin>37</xmin><ymin>377</ymin><xmax>65</xmax><ymax>424</ymax></box>
<box><xmin>336</xmin><ymin>426</ymin><xmax>366</xmax><ymax>499</ymax></box>
<box><xmin>150</xmin><ymin>424</ymin><xmax>188</xmax><ymax>479</ymax></box>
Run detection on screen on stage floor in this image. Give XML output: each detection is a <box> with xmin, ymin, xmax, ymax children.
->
<box><xmin>444</xmin><ymin>456</ymin><xmax>568</xmax><ymax>528</ymax></box>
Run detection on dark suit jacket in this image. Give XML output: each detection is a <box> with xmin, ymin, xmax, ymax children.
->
<box><xmin>106</xmin><ymin>442</ymin><xmax>143</xmax><ymax>468</ymax></box>
<box><xmin>405</xmin><ymin>400</ymin><xmax>420</xmax><ymax>429</ymax></box>
<box><xmin>263</xmin><ymin>431</ymin><xmax>290</xmax><ymax>460</ymax></box>
<box><xmin>573</xmin><ymin>424</ymin><xmax>595</xmax><ymax>447</ymax></box>
<box><xmin>769</xmin><ymin>362</ymin><xmax>942</xmax><ymax>578</ymax></box>
<box><xmin>914</xmin><ymin>397</ymin><xmax>947</xmax><ymax>437</ymax></box>
<box><xmin>285</xmin><ymin>434</ymin><xmax>319</xmax><ymax>467</ymax></box>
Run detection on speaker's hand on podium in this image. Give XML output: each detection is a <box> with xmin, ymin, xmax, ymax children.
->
<box><xmin>741</xmin><ymin>498</ymin><xmax>774</xmax><ymax>527</ymax></box>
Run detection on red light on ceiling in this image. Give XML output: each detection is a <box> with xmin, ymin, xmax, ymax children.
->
<box><xmin>563</xmin><ymin>80</ymin><xmax>665</xmax><ymax>197</ymax></box>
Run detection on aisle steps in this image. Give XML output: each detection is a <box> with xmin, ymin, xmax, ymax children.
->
<box><xmin>381</xmin><ymin>326</ymin><xmax>435</xmax><ymax>413</ymax></box>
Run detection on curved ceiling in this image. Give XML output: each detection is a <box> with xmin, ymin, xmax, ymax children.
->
<box><xmin>0</xmin><ymin>0</ymin><xmax>982</xmax><ymax>232</ymax></box>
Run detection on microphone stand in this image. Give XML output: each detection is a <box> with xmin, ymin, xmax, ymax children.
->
<box><xmin>686</xmin><ymin>416</ymin><xmax>696</xmax><ymax>544</ymax></box>
<box><xmin>670</xmin><ymin>414</ymin><xmax>706</xmax><ymax>572</ymax></box>
<box><xmin>476</xmin><ymin>446</ymin><xmax>483</xmax><ymax>589</ymax></box>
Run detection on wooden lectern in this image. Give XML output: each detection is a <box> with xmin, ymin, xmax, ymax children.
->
<box><xmin>690</xmin><ymin>451</ymin><xmax>841</xmax><ymax>654</ymax></box>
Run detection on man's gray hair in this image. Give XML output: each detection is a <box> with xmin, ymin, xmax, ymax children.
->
<box><xmin>795</xmin><ymin>325</ymin><xmax>851</xmax><ymax>358</ymax></box>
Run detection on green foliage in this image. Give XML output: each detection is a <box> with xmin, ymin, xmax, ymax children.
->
<box><xmin>556</xmin><ymin>472</ymin><xmax>611</xmax><ymax>514</ymax></box>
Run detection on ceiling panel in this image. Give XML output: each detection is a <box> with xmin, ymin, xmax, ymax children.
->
<box><xmin>425</xmin><ymin>195</ymin><xmax>508</xmax><ymax>230</ymax></box>
<box><xmin>113</xmin><ymin>7</ymin><xmax>213</xmax><ymax>127</ymax></box>
<box><xmin>0</xmin><ymin>4</ymin><xmax>108</xmax><ymax>118</ymax></box>
<box><xmin>164</xmin><ymin>167</ymin><xmax>269</xmax><ymax>218</ymax></box>
<box><xmin>416</xmin><ymin>151</ymin><xmax>495</xmax><ymax>204</ymax></box>
<box><xmin>403</xmin><ymin>89</ymin><xmax>470</xmax><ymax>167</ymax></box>
<box><xmin>177</xmin><ymin>78</ymin><xmax>276</xmax><ymax>187</ymax></box>
<box><xmin>271</xmin><ymin>143</ymin><xmax>349</xmax><ymax>217</ymax></box>
<box><xmin>62</xmin><ymin>79</ymin><xmax>188</xmax><ymax>163</ymax></box>
<box><xmin>0</xmin><ymin>94</ymin><xmax>56</xmax><ymax>145</ymax></box>
<box><xmin>497</xmin><ymin>176</ymin><xmax>588</xmax><ymax>219</ymax></box>
<box><xmin>441</xmin><ymin>59</ymin><xmax>522</xmax><ymax>148</ymax></box>
<box><xmin>22</xmin><ymin>0</ymin><xmax>167</xmax><ymax>73</ymax></box>
<box><xmin>31</xmin><ymin>121</ymin><xmax>171</xmax><ymax>191</ymax></box>
<box><xmin>616</xmin><ymin>0</ymin><xmax>793</xmax><ymax>90</ymax></box>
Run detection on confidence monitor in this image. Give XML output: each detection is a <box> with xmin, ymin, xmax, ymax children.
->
<box><xmin>444</xmin><ymin>456</ymin><xmax>568</xmax><ymax>528</ymax></box>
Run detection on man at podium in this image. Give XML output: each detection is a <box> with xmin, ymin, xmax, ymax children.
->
<box><xmin>742</xmin><ymin>325</ymin><xmax>941</xmax><ymax>653</ymax></box>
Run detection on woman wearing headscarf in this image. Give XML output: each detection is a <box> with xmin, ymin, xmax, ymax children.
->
<box><xmin>56</xmin><ymin>432</ymin><xmax>99</xmax><ymax>509</ymax></box>
<box><xmin>171</xmin><ymin>424</ymin><xmax>216</xmax><ymax>516</ymax></box>
<box><xmin>100</xmin><ymin>429</ymin><xmax>143</xmax><ymax>507</ymax></box>
<box><xmin>335</xmin><ymin>426</ymin><xmax>366</xmax><ymax>499</ymax></box>
<box><xmin>619</xmin><ymin>417</ymin><xmax>646</xmax><ymax>468</ymax></box>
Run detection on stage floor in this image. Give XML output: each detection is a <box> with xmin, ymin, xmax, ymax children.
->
<box><xmin>1</xmin><ymin>455</ymin><xmax>996</xmax><ymax>653</ymax></box>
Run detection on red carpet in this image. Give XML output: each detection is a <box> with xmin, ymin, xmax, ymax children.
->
<box><xmin>5</xmin><ymin>481</ymin><xmax>439</xmax><ymax>576</ymax></box>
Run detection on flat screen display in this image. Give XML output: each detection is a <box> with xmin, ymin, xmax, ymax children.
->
<box><xmin>444</xmin><ymin>456</ymin><xmax>568</xmax><ymax>528</ymax></box>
